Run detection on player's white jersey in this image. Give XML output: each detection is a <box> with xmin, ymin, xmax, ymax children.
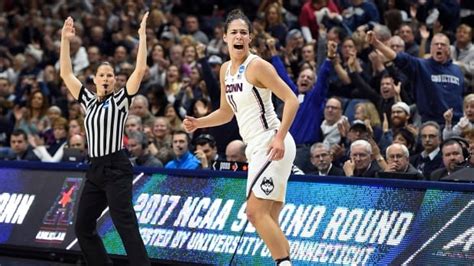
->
<box><xmin>224</xmin><ymin>54</ymin><xmax>280</xmax><ymax>143</ymax></box>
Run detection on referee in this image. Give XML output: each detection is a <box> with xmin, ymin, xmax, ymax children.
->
<box><xmin>60</xmin><ymin>13</ymin><xmax>150</xmax><ymax>266</ymax></box>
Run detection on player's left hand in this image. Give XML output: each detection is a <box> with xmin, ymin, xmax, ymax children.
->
<box><xmin>267</xmin><ymin>135</ymin><xmax>285</xmax><ymax>161</ymax></box>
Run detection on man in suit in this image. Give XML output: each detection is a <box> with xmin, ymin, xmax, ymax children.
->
<box><xmin>308</xmin><ymin>142</ymin><xmax>344</xmax><ymax>176</ymax></box>
<box><xmin>410</xmin><ymin>121</ymin><xmax>444</xmax><ymax>179</ymax></box>
<box><xmin>430</xmin><ymin>139</ymin><xmax>466</xmax><ymax>181</ymax></box>
<box><xmin>343</xmin><ymin>139</ymin><xmax>381</xmax><ymax>177</ymax></box>
<box><xmin>379</xmin><ymin>143</ymin><xmax>424</xmax><ymax>179</ymax></box>
<box><xmin>1</xmin><ymin>129</ymin><xmax>40</xmax><ymax>161</ymax></box>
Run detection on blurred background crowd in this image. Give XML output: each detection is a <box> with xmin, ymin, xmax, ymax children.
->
<box><xmin>0</xmin><ymin>0</ymin><xmax>473</xmax><ymax>181</ymax></box>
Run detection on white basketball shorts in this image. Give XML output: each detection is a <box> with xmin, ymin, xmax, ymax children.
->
<box><xmin>245</xmin><ymin>130</ymin><xmax>296</xmax><ymax>202</ymax></box>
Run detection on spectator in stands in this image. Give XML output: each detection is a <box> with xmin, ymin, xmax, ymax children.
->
<box><xmin>176</xmin><ymin>66</ymin><xmax>207</xmax><ymax>112</ymax></box>
<box><xmin>165</xmin><ymin>130</ymin><xmax>200</xmax><ymax>169</ymax></box>
<box><xmin>262</xmin><ymin>2</ymin><xmax>288</xmax><ymax>46</ymax></box>
<box><xmin>300</xmin><ymin>43</ymin><xmax>317</xmax><ymax>72</ymax></box>
<box><xmin>62</xmin><ymin>134</ymin><xmax>88</xmax><ymax>163</ymax></box>
<box><xmin>1</xmin><ymin>129</ymin><xmax>40</xmax><ymax>161</ymax></box>
<box><xmin>321</xmin><ymin>97</ymin><xmax>346</xmax><ymax>147</ymax></box>
<box><xmin>14</xmin><ymin>89</ymin><xmax>50</xmax><ymax>136</ymax></box>
<box><xmin>55</xmin><ymin>36</ymin><xmax>89</xmax><ymax>75</ymax></box>
<box><xmin>0</xmin><ymin>98</ymin><xmax>13</xmax><ymax>147</ymax></box>
<box><xmin>225</xmin><ymin>140</ymin><xmax>247</xmax><ymax>163</ymax></box>
<box><xmin>148</xmin><ymin>43</ymin><xmax>168</xmax><ymax>87</ymax></box>
<box><xmin>184</xmin><ymin>15</ymin><xmax>209</xmax><ymax>45</ymax></box>
<box><xmin>130</xmin><ymin>94</ymin><xmax>154</xmax><ymax>126</ymax></box>
<box><xmin>282</xmin><ymin>29</ymin><xmax>305</xmax><ymax>77</ymax></box>
<box><xmin>410</xmin><ymin>121</ymin><xmax>444</xmax><ymax>179</ymax></box>
<box><xmin>379</xmin><ymin>101</ymin><xmax>413</xmax><ymax>152</ymax></box>
<box><xmin>308</xmin><ymin>142</ymin><xmax>344</xmax><ymax>176</ymax></box>
<box><xmin>299</xmin><ymin>0</ymin><xmax>340</xmax><ymax>43</ymax></box>
<box><xmin>145</xmin><ymin>84</ymin><xmax>168</xmax><ymax>117</ymax></box>
<box><xmin>430</xmin><ymin>139</ymin><xmax>466</xmax><ymax>181</ymax></box>
<box><xmin>451</xmin><ymin>24</ymin><xmax>474</xmax><ymax>93</ymax></box>
<box><xmin>163</xmin><ymin>64</ymin><xmax>184</xmax><ymax>103</ymax></box>
<box><xmin>0</xmin><ymin>77</ymin><xmax>13</xmax><ymax>100</ymax></box>
<box><xmin>464</xmin><ymin>129</ymin><xmax>474</xmax><ymax>167</ymax></box>
<box><xmin>19</xmin><ymin>46</ymin><xmax>43</xmax><ymax>84</ymax></box>
<box><xmin>346</xmin><ymin>119</ymin><xmax>371</xmax><ymax>143</ymax></box>
<box><xmin>379</xmin><ymin>143</ymin><xmax>423</xmax><ymax>179</ymax></box>
<box><xmin>125</xmin><ymin>115</ymin><xmax>143</xmax><ymax>136</ymax></box>
<box><xmin>342</xmin><ymin>0</ymin><xmax>380</xmax><ymax>32</ymax></box>
<box><xmin>165</xmin><ymin>104</ymin><xmax>183</xmax><ymax>131</ymax></box>
<box><xmin>388</xmin><ymin>35</ymin><xmax>405</xmax><ymax>53</ymax></box>
<box><xmin>443</xmin><ymin>94</ymin><xmax>474</xmax><ymax>139</ymax></box>
<box><xmin>343</xmin><ymin>139</ymin><xmax>381</xmax><ymax>177</ymax></box>
<box><xmin>393</xmin><ymin>127</ymin><xmax>416</xmax><ymax>154</ymax></box>
<box><xmin>353</xmin><ymin>102</ymin><xmax>382</xmax><ymax>141</ymax></box>
<box><xmin>127</xmin><ymin>131</ymin><xmax>163</xmax><ymax>168</ymax></box>
<box><xmin>194</xmin><ymin>134</ymin><xmax>220</xmax><ymax>169</ymax></box>
<box><xmin>68</xmin><ymin>117</ymin><xmax>85</xmax><ymax>137</ymax></box>
<box><xmin>397</xmin><ymin>23</ymin><xmax>419</xmax><ymax>57</ymax></box>
<box><xmin>42</xmin><ymin>106</ymin><xmax>63</xmax><ymax>145</ymax></box>
<box><xmin>68</xmin><ymin>134</ymin><xmax>87</xmax><ymax>154</ymax></box>
<box><xmin>112</xmin><ymin>45</ymin><xmax>130</xmax><ymax>73</ymax></box>
<box><xmin>30</xmin><ymin>117</ymin><xmax>69</xmax><ymax>162</ymax></box>
<box><xmin>367</xmin><ymin>30</ymin><xmax>464</xmax><ymax>125</ymax></box>
<box><xmin>182</xmin><ymin>44</ymin><xmax>199</xmax><ymax>71</ymax></box>
<box><xmin>148</xmin><ymin>116</ymin><xmax>173</xmax><ymax>165</ymax></box>
<box><xmin>207</xmin><ymin>24</ymin><xmax>226</xmax><ymax>56</ymax></box>
<box><xmin>67</xmin><ymin>101</ymin><xmax>83</xmax><ymax>120</ymax></box>
<box><xmin>115</xmin><ymin>72</ymin><xmax>128</xmax><ymax>92</ymax></box>
<box><xmin>207</xmin><ymin>55</ymin><xmax>223</xmax><ymax>81</ymax></box>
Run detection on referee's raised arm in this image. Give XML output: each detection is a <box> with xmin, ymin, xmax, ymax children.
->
<box><xmin>59</xmin><ymin>16</ymin><xmax>82</xmax><ymax>100</ymax></box>
<box><xmin>126</xmin><ymin>12</ymin><xmax>149</xmax><ymax>96</ymax></box>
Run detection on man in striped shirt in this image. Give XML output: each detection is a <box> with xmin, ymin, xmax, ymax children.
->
<box><xmin>59</xmin><ymin>13</ymin><xmax>150</xmax><ymax>266</ymax></box>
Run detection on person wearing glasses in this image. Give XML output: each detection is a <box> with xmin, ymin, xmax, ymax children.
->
<box><xmin>343</xmin><ymin>139</ymin><xmax>381</xmax><ymax>177</ymax></box>
<box><xmin>308</xmin><ymin>142</ymin><xmax>344</xmax><ymax>176</ymax></box>
<box><xmin>410</xmin><ymin>121</ymin><xmax>444</xmax><ymax>179</ymax></box>
<box><xmin>380</xmin><ymin>143</ymin><xmax>423</xmax><ymax>178</ymax></box>
<box><xmin>321</xmin><ymin>97</ymin><xmax>346</xmax><ymax>147</ymax></box>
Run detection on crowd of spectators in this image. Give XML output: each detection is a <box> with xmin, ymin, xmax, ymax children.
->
<box><xmin>0</xmin><ymin>0</ymin><xmax>473</xmax><ymax>181</ymax></box>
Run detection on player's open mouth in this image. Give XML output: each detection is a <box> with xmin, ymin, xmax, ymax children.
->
<box><xmin>234</xmin><ymin>44</ymin><xmax>244</xmax><ymax>50</ymax></box>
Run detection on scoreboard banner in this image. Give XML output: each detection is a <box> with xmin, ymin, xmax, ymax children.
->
<box><xmin>0</xmin><ymin>164</ymin><xmax>473</xmax><ymax>265</ymax></box>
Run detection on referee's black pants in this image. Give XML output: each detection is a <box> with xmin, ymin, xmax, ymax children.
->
<box><xmin>75</xmin><ymin>150</ymin><xmax>150</xmax><ymax>266</ymax></box>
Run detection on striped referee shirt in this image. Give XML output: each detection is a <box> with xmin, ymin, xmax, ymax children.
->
<box><xmin>79</xmin><ymin>86</ymin><xmax>133</xmax><ymax>158</ymax></box>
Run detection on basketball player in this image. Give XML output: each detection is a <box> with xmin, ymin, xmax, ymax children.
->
<box><xmin>183</xmin><ymin>9</ymin><xmax>298</xmax><ymax>266</ymax></box>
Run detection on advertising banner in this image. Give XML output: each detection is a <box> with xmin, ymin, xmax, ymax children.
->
<box><xmin>0</xmin><ymin>168</ymin><xmax>84</xmax><ymax>249</ymax></box>
<box><xmin>1</xmin><ymin>166</ymin><xmax>473</xmax><ymax>265</ymax></box>
<box><xmin>94</xmin><ymin>174</ymin><xmax>474</xmax><ymax>265</ymax></box>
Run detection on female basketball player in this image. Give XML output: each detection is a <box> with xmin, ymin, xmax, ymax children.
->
<box><xmin>183</xmin><ymin>9</ymin><xmax>298</xmax><ymax>266</ymax></box>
